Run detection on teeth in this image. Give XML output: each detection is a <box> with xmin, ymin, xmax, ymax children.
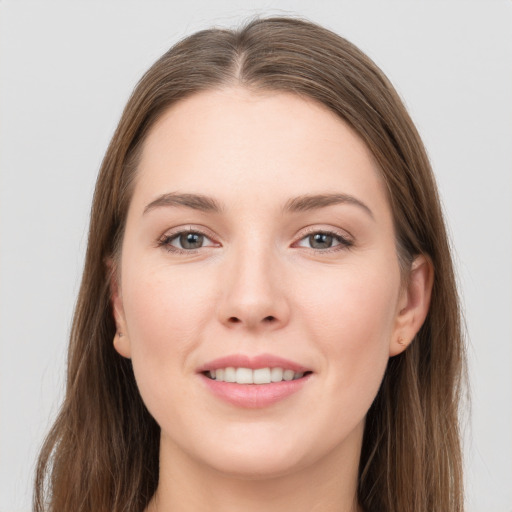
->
<box><xmin>283</xmin><ymin>369</ymin><xmax>295</xmax><ymax>381</ymax></box>
<box><xmin>270</xmin><ymin>367</ymin><xmax>283</xmax><ymax>382</ymax></box>
<box><xmin>236</xmin><ymin>367</ymin><xmax>253</xmax><ymax>384</ymax></box>
<box><xmin>224</xmin><ymin>367</ymin><xmax>236</xmax><ymax>383</ymax></box>
<box><xmin>208</xmin><ymin>367</ymin><xmax>306</xmax><ymax>384</ymax></box>
<box><xmin>253</xmin><ymin>368</ymin><xmax>271</xmax><ymax>384</ymax></box>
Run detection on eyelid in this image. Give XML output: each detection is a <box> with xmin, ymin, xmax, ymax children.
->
<box><xmin>296</xmin><ymin>224</ymin><xmax>353</xmax><ymax>239</ymax></box>
<box><xmin>159</xmin><ymin>223</ymin><xmax>219</xmax><ymax>239</ymax></box>
<box><xmin>292</xmin><ymin>225</ymin><xmax>354</xmax><ymax>251</ymax></box>
<box><xmin>156</xmin><ymin>225</ymin><xmax>221</xmax><ymax>253</ymax></box>
<box><xmin>155</xmin><ymin>224</ymin><xmax>353</xmax><ymax>254</ymax></box>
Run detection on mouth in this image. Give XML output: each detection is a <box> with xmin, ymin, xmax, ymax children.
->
<box><xmin>197</xmin><ymin>354</ymin><xmax>313</xmax><ymax>408</ymax></box>
<box><xmin>202</xmin><ymin>367</ymin><xmax>312</xmax><ymax>384</ymax></box>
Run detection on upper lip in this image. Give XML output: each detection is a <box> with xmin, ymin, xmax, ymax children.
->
<box><xmin>197</xmin><ymin>353</ymin><xmax>311</xmax><ymax>373</ymax></box>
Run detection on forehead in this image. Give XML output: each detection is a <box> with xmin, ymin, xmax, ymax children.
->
<box><xmin>132</xmin><ymin>88</ymin><xmax>389</xmax><ymax>217</ymax></box>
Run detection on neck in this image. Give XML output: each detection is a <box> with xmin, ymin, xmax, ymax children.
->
<box><xmin>146</xmin><ymin>424</ymin><xmax>364</xmax><ymax>512</ymax></box>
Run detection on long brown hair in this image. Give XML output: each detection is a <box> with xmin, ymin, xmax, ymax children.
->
<box><xmin>34</xmin><ymin>17</ymin><xmax>466</xmax><ymax>512</ymax></box>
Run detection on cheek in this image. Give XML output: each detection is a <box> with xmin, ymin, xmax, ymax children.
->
<box><xmin>120</xmin><ymin>264</ymin><xmax>217</xmax><ymax>424</ymax></box>
<box><xmin>299</xmin><ymin>259</ymin><xmax>400</xmax><ymax>337</ymax></box>
<box><xmin>297</xmin><ymin>260</ymin><xmax>399</xmax><ymax>401</ymax></box>
<box><xmin>121</xmin><ymin>263</ymin><xmax>216</xmax><ymax>383</ymax></box>
<box><xmin>123</xmin><ymin>263</ymin><xmax>214</xmax><ymax>348</ymax></box>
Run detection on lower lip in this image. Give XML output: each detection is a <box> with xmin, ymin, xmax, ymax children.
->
<box><xmin>200</xmin><ymin>374</ymin><xmax>311</xmax><ymax>408</ymax></box>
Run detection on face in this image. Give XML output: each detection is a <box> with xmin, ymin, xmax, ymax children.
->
<box><xmin>112</xmin><ymin>88</ymin><xmax>427</xmax><ymax>479</ymax></box>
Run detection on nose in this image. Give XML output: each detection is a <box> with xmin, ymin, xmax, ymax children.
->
<box><xmin>217</xmin><ymin>244</ymin><xmax>290</xmax><ymax>332</ymax></box>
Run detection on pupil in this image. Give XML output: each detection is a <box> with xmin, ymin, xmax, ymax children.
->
<box><xmin>310</xmin><ymin>233</ymin><xmax>332</xmax><ymax>249</ymax></box>
<box><xmin>180</xmin><ymin>233</ymin><xmax>203</xmax><ymax>249</ymax></box>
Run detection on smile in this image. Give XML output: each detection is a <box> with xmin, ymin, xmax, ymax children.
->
<box><xmin>198</xmin><ymin>354</ymin><xmax>313</xmax><ymax>408</ymax></box>
<box><xmin>205</xmin><ymin>367</ymin><xmax>307</xmax><ymax>384</ymax></box>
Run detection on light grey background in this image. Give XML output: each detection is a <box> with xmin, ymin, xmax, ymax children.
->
<box><xmin>1</xmin><ymin>1</ymin><xmax>511</xmax><ymax>511</ymax></box>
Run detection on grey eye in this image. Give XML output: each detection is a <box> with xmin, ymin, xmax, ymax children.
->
<box><xmin>159</xmin><ymin>229</ymin><xmax>218</xmax><ymax>253</ymax></box>
<box><xmin>295</xmin><ymin>231</ymin><xmax>351</xmax><ymax>251</ymax></box>
<box><xmin>177</xmin><ymin>232</ymin><xmax>204</xmax><ymax>249</ymax></box>
<box><xmin>308</xmin><ymin>233</ymin><xmax>334</xmax><ymax>249</ymax></box>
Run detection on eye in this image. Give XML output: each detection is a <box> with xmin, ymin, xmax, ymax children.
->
<box><xmin>295</xmin><ymin>231</ymin><xmax>352</xmax><ymax>251</ymax></box>
<box><xmin>158</xmin><ymin>229</ymin><xmax>218</xmax><ymax>252</ymax></box>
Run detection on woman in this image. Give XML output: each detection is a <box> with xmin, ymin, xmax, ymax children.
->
<box><xmin>34</xmin><ymin>17</ymin><xmax>465</xmax><ymax>512</ymax></box>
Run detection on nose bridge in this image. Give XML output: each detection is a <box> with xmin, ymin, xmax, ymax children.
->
<box><xmin>218</xmin><ymin>233</ymin><xmax>289</xmax><ymax>330</ymax></box>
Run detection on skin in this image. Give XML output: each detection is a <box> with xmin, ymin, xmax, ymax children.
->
<box><xmin>111</xmin><ymin>88</ymin><xmax>432</xmax><ymax>512</ymax></box>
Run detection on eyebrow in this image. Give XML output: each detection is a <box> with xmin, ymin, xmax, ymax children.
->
<box><xmin>143</xmin><ymin>192</ymin><xmax>374</xmax><ymax>219</ymax></box>
<box><xmin>144</xmin><ymin>192</ymin><xmax>223</xmax><ymax>214</ymax></box>
<box><xmin>283</xmin><ymin>193</ymin><xmax>374</xmax><ymax>219</ymax></box>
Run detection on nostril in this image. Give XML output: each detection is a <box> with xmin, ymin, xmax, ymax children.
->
<box><xmin>226</xmin><ymin>315</ymin><xmax>277</xmax><ymax>325</ymax></box>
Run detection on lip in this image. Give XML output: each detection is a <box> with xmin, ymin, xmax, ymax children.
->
<box><xmin>200</xmin><ymin>373</ymin><xmax>312</xmax><ymax>408</ymax></box>
<box><xmin>197</xmin><ymin>353</ymin><xmax>311</xmax><ymax>373</ymax></box>
<box><xmin>197</xmin><ymin>353</ymin><xmax>313</xmax><ymax>409</ymax></box>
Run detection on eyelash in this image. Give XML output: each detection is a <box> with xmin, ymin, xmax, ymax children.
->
<box><xmin>157</xmin><ymin>228</ymin><xmax>217</xmax><ymax>254</ymax></box>
<box><xmin>293</xmin><ymin>229</ymin><xmax>353</xmax><ymax>253</ymax></box>
<box><xmin>156</xmin><ymin>227</ymin><xmax>353</xmax><ymax>254</ymax></box>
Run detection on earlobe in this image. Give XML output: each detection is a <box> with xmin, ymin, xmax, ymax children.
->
<box><xmin>107</xmin><ymin>258</ymin><xmax>132</xmax><ymax>359</ymax></box>
<box><xmin>113</xmin><ymin>331</ymin><xmax>132</xmax><ymax>358</ymax></box>
<box><xmin>390</xmin><ymin>255</ymin><xmax>433</xmax><ymax>356</ymax></box>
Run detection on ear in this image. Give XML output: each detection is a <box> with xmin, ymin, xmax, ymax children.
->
<box><xmin>390</xmin><ymin>255</ymin><xmax>434</xmax><ymax>357</ymax></box>
<box><xmin>107</xmin><ymin>258</ymin><xmax>132</xmax><ymax>359</ymax></box>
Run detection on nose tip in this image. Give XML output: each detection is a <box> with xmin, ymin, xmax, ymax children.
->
<box><xmin>222</xmin><ymin>301</ymin><xmax>288</xmax><ymax>331</ymax></box>
<box><xmin>217</xmin><ymin>255</ymin><xmax>290</xmax><ymax>331</ymax></box>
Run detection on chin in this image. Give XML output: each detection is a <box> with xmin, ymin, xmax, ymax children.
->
<box><xmin>188</xmin><ymin>424</ymin><xmax>329</xmax><ymax>480</ymax></box>
<box><xmin>205</xmin><ymin>448</ymin><xmax>306</xmax><ymax>480</ymax></box>
<box><xmin>161</xmin><ymin>421</ymin><xmax>308</xmax><ymax>480</ymax></box>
